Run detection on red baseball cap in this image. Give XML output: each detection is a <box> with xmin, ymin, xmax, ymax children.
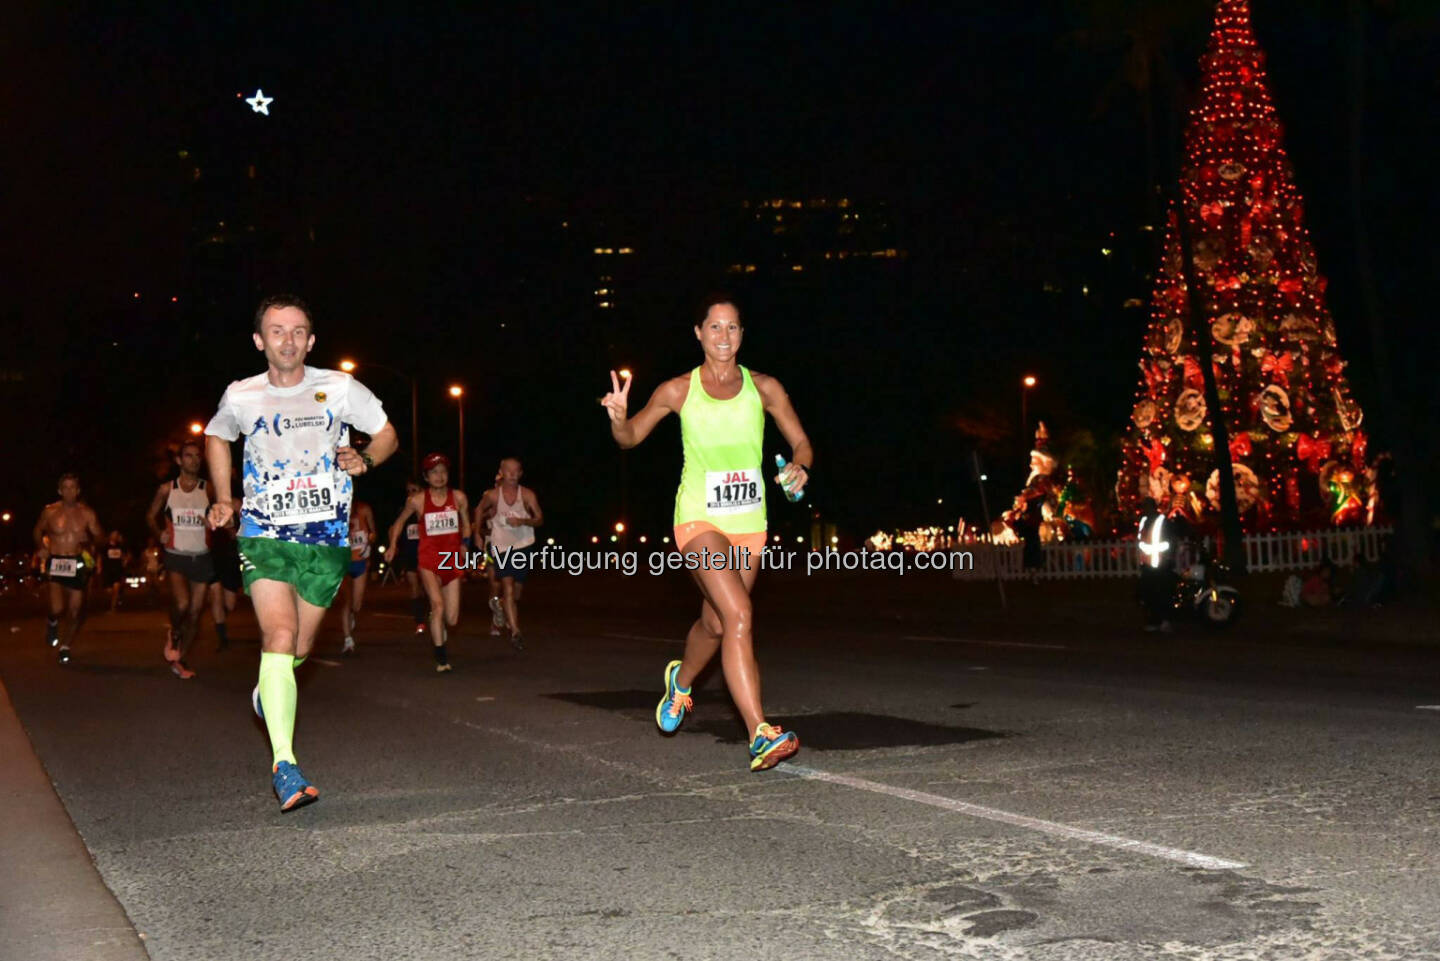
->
<box><xmin>422</xmin><ymin>452</ymin><xmax>450</xmax><ymax>472</ymax></box>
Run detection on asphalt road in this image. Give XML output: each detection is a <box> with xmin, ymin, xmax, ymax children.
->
<box><xmin>2</xmin><ymin>571</ymin><xmax>1437</xmax><ymax>960</ymax></box>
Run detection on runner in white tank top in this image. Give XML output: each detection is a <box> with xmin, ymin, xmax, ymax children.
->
<box><xmin>146</xmin><ymin>437</ymin><xmax>215</xmax><ymax>679</ymax></box>
<box><xmin>475</xmin><ymin>457</ymin><xmax>543</xmax><ymax>650</ymax></box>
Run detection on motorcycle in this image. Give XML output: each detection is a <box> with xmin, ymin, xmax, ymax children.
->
<box><xmin>1174</xmin><ymin>552</ymin><xmax>1241</xmax><ymax>627</ymax></box>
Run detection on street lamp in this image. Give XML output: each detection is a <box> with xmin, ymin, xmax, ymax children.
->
<box><xmin>341</xmin><ymin>358</ymin><xmax>420</xmax><ymax>479</ymax></box>
<box><xmin>1021</xmin><ymin>375</ymin><xmax>1037</xmax><ymax>440</ymax></box>
<box><xmin>449</xmin><ymin>385</ymin><xmax>465</xmax><ymax>491</ymax></box>
<box><xmin>617</xmin><ymin>367</ymin><xmax>632</xmax><ymax>533</ymax></box>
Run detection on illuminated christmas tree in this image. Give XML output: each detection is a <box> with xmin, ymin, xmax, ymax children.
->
<box><xmin>1117</xmin><ymin>0</ymin><xmax>1371</xmax><ymax>532</ymax></box>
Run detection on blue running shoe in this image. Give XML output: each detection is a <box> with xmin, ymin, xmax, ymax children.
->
<box><xmin>655</xmin><ymin>659</ymin><xmax>692</xmax><ymax>734</ymax></box>
<box><xmin>748</xmin><ymin>723</ymin><xmax>799</xmax><ymax>771</ymax></box>
<box><xmin>272</xmin><ymin>761</ymin><xmax>318</xmax><ymax>811</ymax></box>
<box><xmin>251</xmin><ymin>684</ymin><xmax>264</xmax><ymax>721</ymax></box>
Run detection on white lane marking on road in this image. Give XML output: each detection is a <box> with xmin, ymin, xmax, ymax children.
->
<box><xmin>476</xmin><ymin>696</ymin><xmax>495</xmax><ymax>702</ymax></box>
<box><xmin>781</xmin><ymin>765</ymin><xmax>1247</xmax><ymax>871</ymax></box>
<box><xmin>602</xmin><ymin>632</ymin><xmax>681</xmax><ymax>644</ymax></box>
<box><xmin>902</xmin><ymin>635</ymin><xmax>1068</xmax><ymax>651</ymax></box>
<box><xmin>1417</xmin><ymin>705</ymin><xmax>1440</xmax><ymax>711</ymax></box>
<box><xmin>309</xmin><ymin>658</ymin><xmax>342</xmax><ymax>667</ymax></box>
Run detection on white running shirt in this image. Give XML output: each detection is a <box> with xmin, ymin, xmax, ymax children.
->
<box><xmin>205</xmin><ymin>367</ymin><xmax>387</xmax><ymax>547</ymax></box>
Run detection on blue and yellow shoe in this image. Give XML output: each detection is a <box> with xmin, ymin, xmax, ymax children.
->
<box><xmin>272</xmin><ymin>761</ymin><xmax>319</xmax><ymax>812</ymax></box>
<box><xmin>748</xmin><ymin>723</ymin><xmax>799</xmax><ymax>771</ymax></box>
<box><xmin>251</xmin><ymin>684</ymin><xmax>264</xmax><ymax>721</ymax></box>
<box><xmin>655</xmin><ymin>659</ymin><xmax>692</xmax><ymax>734</ymax></box>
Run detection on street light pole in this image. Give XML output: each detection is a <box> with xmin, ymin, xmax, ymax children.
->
<box><xmin>449</xmin><ymin>385</ymin><xmax>465</xmax><ymax>492</ymax></box>
<box><xmin>1021</xmin><ymin>375</ymin><xmax>1037</xmax><ymax>441</ymax></box>
<box><xmin>340</xmin><ymin>358</ymin><xmax>420</xmax><ymax>479</ymax></box>
<box><xmin>410</xmin><ymin>377</ymin><xmax>419</xmax><ymax>480</ymax></box>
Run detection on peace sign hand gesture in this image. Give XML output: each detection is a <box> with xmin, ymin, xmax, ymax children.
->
<box><xmin>599</xmin><ymin>369</ymin><xmax>632</xmax><ymax>426</ymax></box>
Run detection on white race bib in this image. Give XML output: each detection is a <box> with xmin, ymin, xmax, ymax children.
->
<box><xmin>49</xmin><ymin>557</ymin><xmax>79</xmax><ymax>577</ymax></box>
<box><xmin>106</xmin><ymin>548</ymin><xmax>123</xmax><ymax>560</ymax></box>
<box><xmin>424</xmin><ymin>509</ymin><xmax>460</xmax><ymax>537</ymax></box>
<box><xmin>351</xmin><ymin>528</ymin><xmax>371</xmax><ymax>558</ymax></box>
<box><xmin>173</xmin><ymin>507</ymin><xmax>206</xmax><ymax>529</ymax></box>
<box><xmin>264</xmin><ymin>473</ymin><xmax>337</xmax><ymax>525</ymax></box>
<box><xmin>705</xmin><ymin>468</ymin><xmax>762</xmax><ymax>516</ymax></box>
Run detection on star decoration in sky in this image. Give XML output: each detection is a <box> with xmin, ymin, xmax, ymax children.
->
<box><xmin>245</xmin><ymin>89</ymin><xmax>274</xmax><ymax>115</ymax></box>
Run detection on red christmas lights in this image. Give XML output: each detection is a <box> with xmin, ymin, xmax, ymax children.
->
<box><xmin>1116</xmin><ymin>0</ymin><xmax>1371</xmax><ymax>532</ymax></box>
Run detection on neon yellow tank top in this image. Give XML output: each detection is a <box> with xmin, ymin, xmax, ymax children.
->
<box><xmin>674</xmin><ymin>366</ymin><xmax>767</xmax><ymax>533</ymax></box>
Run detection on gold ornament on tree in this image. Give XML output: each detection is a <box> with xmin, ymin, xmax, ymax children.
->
<box><xmin>1211</xmin><ymin>312</ymin><xmax>1254</xmax><ymax>348</ymax></box>
<box><xmin>1207</xmin><ymin>463</ymin><xmax>1262</xmax><ymax>513</ymax></box>
<box><xmin>1174</xmin><ymin>389</ymin><xmax>1207</xmax><ymax>432</ymax></box>
<box><xmin>1259</xmin><ymin>385</ymin><xmax>1293</xmax><ymax>432</ymax></box>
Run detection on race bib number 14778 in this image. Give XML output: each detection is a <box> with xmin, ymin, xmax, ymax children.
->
<box><xmin>706</xmin><ymin>468</ymin><xmax>761</xmax><ymax>516</ymax></box>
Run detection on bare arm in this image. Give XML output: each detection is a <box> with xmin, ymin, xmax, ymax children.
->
<box><xmin>146</xmin><ymin>483</ymin><xmax>170</xmax><ymax>541</ymax></box>
<box><xmin>600</xmin><ymin>371</ymin><xmax>686</xmax><ymax>450</ymax></box>
<box><xmin>755</xmin><ymin>373</ymin><xmax>814</xmax><ymax>495</ymax></box>
<box><xmin>456</xmin><ymin>491</ymin><xmax>472</xmax><ymax>543</ymax></box>
<box><xmin>32</xmin><ymin>508</ymin><xmax>50</xmax><ymax>554</ymax></box>
<box><xmin>205</xmin><ymin>435</ymin><xmax>236</xmax><ymax>529</ymax></box>
<box><xmin>86</xmin><ymin>506</ymin><xmax>105</xmax><ymax>547</ymax></box>
<box><xmin>519</xmin><ymin>489</ymin><xmax>544</xmax><ymax>529</ymax></box>
<box><xmin>474</xmin><ymin>489</ymin><xmax>496</xmax><ymax>533</ymax></box>
<box><xmin>387</xmin><ymin>494</ymin><xmax>420</xmax><ymax>553</ymax></box>
<box><xmin>337</xmin><ymin>422</ymin><xmax>399</xmax><ymax>476</ymax></box>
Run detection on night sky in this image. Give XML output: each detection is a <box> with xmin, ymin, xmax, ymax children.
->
<box><xmin>3</xmin><ymin>1</ymin><xmax>1437</xmax><ymax>548</ymax></box>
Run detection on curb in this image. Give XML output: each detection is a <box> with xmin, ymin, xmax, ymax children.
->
<box><xmin>0</xmin><ymin>675</ymin><xmax>149</xmax><ymax>961</ymax></box>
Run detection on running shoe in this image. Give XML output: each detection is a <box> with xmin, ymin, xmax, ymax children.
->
<box><xmin>251</xmin><ymin>684</ymin><xmax>265</xmax><ymax>721</ymax></box>
<box><xmin>748</xmin><ymin>723</ymin><xmax>799</xmax><ymax>771</ymax></box>
<box><xmin>655</xmin><ymin>660</ymin><xmax>692</xmax><ymax>734</ymax></box>
<box><xmin>489</xmin><ymin>623</ymin><xmax>502</xmax><ymax>637</ymax></box>
<box><xmin>489</xmin><ymin>596</ymin><xmax>507</xmax><ymax>629</ymax></box>
<box><xmin>342</xmin><ymin>636</ymin><xmax>356</xmax><ymax>655</ymax></box>
<box><xmin>414</xmin><ymin>622</ymin><xmax>427</xmax><ymax>635</ymax></box>
<box><xmin>45</xmin><ymin>623</ymin><xmax>59</xmax><ymax>648</ymax></box>
<box><xmin>436</xmin><ymin>662</ymin><xmax>453</xmax><ymax>674</ymax></box>
<box><xmin>272</xmin><ymin>761</ymin><xmax>319</xmax><ymax>812</ymax></box>
<box><xmin>510</xmin><ymin>631</ymin><xmax>524</xmax><ymax>652</ymax></box>
<box><xmin>171</xmin><ymin>662</ymin><xmax>196</xmax><ymax>680</ymax></box>
<box><xmin>57</xmin><ymin>646</ymin><xmax>71</xmax><ymax>665</ymax></box>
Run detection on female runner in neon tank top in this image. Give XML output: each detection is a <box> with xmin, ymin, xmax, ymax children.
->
<box><xmin>599</xmin><ymin>295</ymin><xmax>813</xmax><ymax>771</ymax></box>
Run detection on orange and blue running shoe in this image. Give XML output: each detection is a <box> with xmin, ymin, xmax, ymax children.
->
<box><xmin>748</xmin><ymin>723</ymin><xmax>799</xmax><ymax>771</ymax></box>
<box><xmin>272</xmin><ymin>761</ymin><xmax>318</xmax><ymax>812</ymax></box>
<box><xmin>655</xmin><ymin>659</ymin><xmax>692</xmax><ymax>734</ymax></box>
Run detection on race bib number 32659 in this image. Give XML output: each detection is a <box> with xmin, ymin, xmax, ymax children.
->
<box><xmin>265</xmin><ymin>473</ymin><xmax>337</xmax><ymax>525</ymax></box>
<box><xmin>706</xmin><ymin>468</ymin><xmax>761</xmax><ymax>516</ymax></box>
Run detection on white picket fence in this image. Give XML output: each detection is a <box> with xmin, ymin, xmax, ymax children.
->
<box><xmin>954</xmin><ymin>527</ymin><xmax>1392</xmax><ymax>581</ymax></box>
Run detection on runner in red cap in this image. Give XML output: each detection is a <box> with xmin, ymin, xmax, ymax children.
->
<box><xmin>388</xmin><ymin>452</ymin><xmax>471</xmax><ymax>672</ymax></box>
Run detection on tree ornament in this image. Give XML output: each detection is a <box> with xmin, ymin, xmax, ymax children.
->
<box><xmin>1132</xmin><ymin>399</ymin><xmax>1158</xmax><ymax>430</ymax></box>
<box><xmin>1296</xmin><ymin>432</ymin><xmax>1331</xmax><ymax>472</ymax></box>
<box><xmin>1332</xmin><ymin>387</ymin><xmax>1363</xmax><ymax>431</ymax></box>
<box><xmin>1207</xmin><ymin>463</ymin><xmax>1262</xmax><ymax>513</ymax></box>
<box><xmin>1174</xmin><ymin>389</ymin><xmax>1207</xmax><ymax>432</ymax></box>
<box><xmin>1211</xmin><ymin>312</ymin><xmax>1254</xmax><ymax>348</ymax></box>
<box><xmin>1259</xmin><ymin>351</ymin><xmax>1295</xmax><ymax>386</ymax></box>
<box><xmin>1259</xmin><ymin>385</ymin><xmax>1293</xmax><ymax>432</ymax></box>
<box><xmin>1279</xmin><ymin>312</ymin><xmax>1320</xmax><ymax>342</ymax></box>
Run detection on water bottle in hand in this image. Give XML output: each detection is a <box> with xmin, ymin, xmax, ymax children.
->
<box><xmin>774</xmin><ymin>454</ymin><xmax>804</xmax><ymax>502</ymax></box>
